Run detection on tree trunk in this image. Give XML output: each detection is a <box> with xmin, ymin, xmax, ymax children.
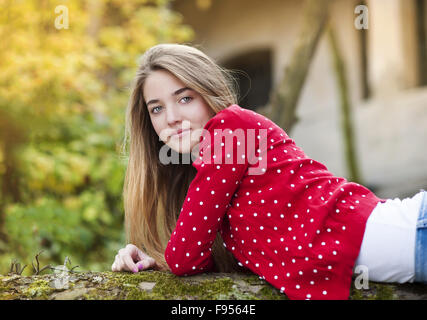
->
<box><xmin>264</xmin><ymin>0</ymin><xmax>332</xmax><ymax>134</ymax></box>
<box><xmin>327</xmin><ymin>25</ymin><xmax>362</xmax><ymax>184</ymax></box>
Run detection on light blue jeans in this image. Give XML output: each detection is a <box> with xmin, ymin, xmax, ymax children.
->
<box><xmin>415</xmin><ymin>189</ymin><xmax>427</xmax><ymax>282</ymax></box>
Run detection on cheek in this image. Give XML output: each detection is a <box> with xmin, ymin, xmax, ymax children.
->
<box><xmin>150</xmin><ymin>120</ymin><xmax>160</xmax><ymax>136</ymax></box>
<box><xmin>151</xmin><ymin>119</ymin><xmax>167</xmax><ymax>142</ymax></box>
<box><xmin>192</xmin><ymin>104</ymin><xmax>214</xmax><ymax>128</ymax></box>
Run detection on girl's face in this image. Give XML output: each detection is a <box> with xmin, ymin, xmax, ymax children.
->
<box><xmin>143</xmin><ymin>69</ymin><xmax>215</xmax><ymax>156</ymax></box>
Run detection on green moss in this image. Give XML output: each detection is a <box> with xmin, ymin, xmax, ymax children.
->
<box><xmin>241</xmin><ymin>274</ymin><xmax>265</xmax><ymax>286</ymax></box>
<box><xmin>91</xmin><ymin>271</ymin><xmax>279</xmax><ymax>300</ymax></box>
<box><xmin>22</xmin><ymin>279</ymin><xmax>54</xmax><ymax>299</ymax></box>
<box><xmin>350</xmin><ymin>282</ymin><xmax>396</xmax><ymax>300</ymax></box>
<box><xmin>349</xmin><ymin>286</ymin><xmax>364</xmax><ymax>300</ymax></box>
<box><xmin>154</xmin><ymin>276</ymin><xmax>232</xmax><ymax>300</ymax></box>
<box><xmin>100</xmin><ymin>271</ymin><xmax>175</xmax><ymax>299</ymax></box>
<box><xmin>215</xmin><ymin>290</ymin><xmax>257</xmax><ymax>300</ymax></box>
<box><xmin>2</xmin><ymin>271</ymin><xmax>407</xmax><ymax>300</ymax></box>
<box><xmin>101</xmin><ymin>271</ymin><xmax>236</xmax><ymax>300</ymax></box>
<box><xmin>0</xmin><ymin>280</ymin><xmax>15</xmax><ymax>300</ymax></box>
<box><xmin>374</xmin><ymin>284</ymin><xmax>396</xmax><ymax>300</ymax></box>
<box><xmin>258</xmin><ymin>286</ymin><xmax>288</xmax><ymax>300</ymax></box>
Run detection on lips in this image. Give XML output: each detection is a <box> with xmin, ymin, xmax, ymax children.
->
<box><xmin>171</xmin><ymin>128</ymin><xmax>191</xmax><ymax>138</ymax></box>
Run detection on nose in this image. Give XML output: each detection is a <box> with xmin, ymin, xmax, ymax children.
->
<box><xmin>166</xmin><ymin>104</ymin><xmax>182</xmax><ymax>126</ymax></box>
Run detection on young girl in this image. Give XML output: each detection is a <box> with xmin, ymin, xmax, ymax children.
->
<box><xmin>111</xmin><ymin>43</ymin><xmax>427</xmax><ymax>300</ymax></box>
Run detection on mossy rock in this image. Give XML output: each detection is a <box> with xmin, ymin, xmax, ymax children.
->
<box><xmin>1</xmin><ymin>271</ymin><xmax>427</xmax><ymax>300</ymax></box>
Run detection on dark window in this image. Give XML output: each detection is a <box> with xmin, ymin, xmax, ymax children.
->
<box><xmin>222</xmin><ymin>49</ymin><xmax>272</xmax><ymax>111</ymax></box>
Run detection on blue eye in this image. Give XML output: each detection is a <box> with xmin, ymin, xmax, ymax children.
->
<box><xmin>181</xmin><ymin>96</ymin><xmax>193</xmax><ymax>103</ymax></box>
<box><xmin>151</xmin><ymin>106</ymin><xmax>162</xmax><ymax>114</ymax></box>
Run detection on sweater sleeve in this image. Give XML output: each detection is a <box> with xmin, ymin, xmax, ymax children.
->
<box><xmin>164</xmin><ymin>111</ymin><xmax>249</xmax><ymax>276</ymax></box>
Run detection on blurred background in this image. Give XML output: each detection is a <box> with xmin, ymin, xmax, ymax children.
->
<box><xmin>0</xmin><ymin>0</ymin><xmax>426</xmax><ymax>275</ymax></box>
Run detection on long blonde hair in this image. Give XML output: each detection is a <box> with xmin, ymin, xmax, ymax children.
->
<box><xmin>122</xmin><ymin>43</ymin><xmax>247</xmax><ymax>272</ymax></box>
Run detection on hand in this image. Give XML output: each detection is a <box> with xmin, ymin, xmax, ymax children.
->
<box><xmin>111</xmin><ymin>244</ymin><xmax>157</xmax><ymax>273</ymax></box>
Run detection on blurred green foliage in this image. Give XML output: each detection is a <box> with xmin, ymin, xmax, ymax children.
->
<box><xmin>0</xmin><ymin>0</ymin><xmax>194</xmax><ymax>274</ymax></box>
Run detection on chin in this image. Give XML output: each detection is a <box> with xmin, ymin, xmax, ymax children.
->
<box><xmin>167</xmin><ymin>141</ymin><xmax>194</xmax><ymax>155</ymax></box>
<box><xmin>167</xmin><ymin>134</ymin><xmax>199</xmax><ymax>155</ymax></box>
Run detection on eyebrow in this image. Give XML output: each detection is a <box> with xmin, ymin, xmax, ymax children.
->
<box><xmin>146</xmin><ymin>87</ymin><xmax>193</xmax><ymax>107</ymax></box>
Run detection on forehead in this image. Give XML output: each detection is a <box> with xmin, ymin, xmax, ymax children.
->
<box><xmin>143</xmin><ymin>70</ymin><xmax>185</xmax><ymax>100</ymax></box>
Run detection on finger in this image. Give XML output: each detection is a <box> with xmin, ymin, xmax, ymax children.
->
<box><xmin>127</xmin><ymin>245</ymin><xmax>149</xmax><ymax>262</ymax></box>
<box><xmin>137</xmin><ymin>257</ymin><xmax>156</xmax><ymax>271</ymax></box>
<box><xmin>117</xmin><ymin>255</ymin><xmax>126</xmax><ymax>271</ymax></box>
<box><xmin>128</xmin><ymin>246</ymin><xmax>143</xmax><ymax>262</ymax></box>
<box><xmin>145</xmin><ymin>257</ymin><xmax>156</xmax><ymax>268</ymax></box>
<box><xmin>117</xmin><ymin>251</ymin><xmax>130</xmax><ymax>271</ymax></box>
<box><xmin>111</xmin><ymin>255</ymin><xmax>118</xmax><ymax>271</ymax></box>
<box><xmin>136</xmin><ymin>249</ymin><xmax>149</xmax><ymax>262</ymax></box>
<box><xmin>113</xmin><ymin>254</ymin><xmax>122</xmax><ymax>271</ymax></box>
<box><xmin>125</xmin><ymin>244</ymin><xmax>148</xmax><ymax>259</ymax></box>
<box><xmin>122</xmin><ymin>253</ymin><xmax>138</xmax><ymax>273</ymax></box>
<box><xmin>135</xmin><ymin>260</ymin><xmax>146</xmax><ymax>271</ymax></box>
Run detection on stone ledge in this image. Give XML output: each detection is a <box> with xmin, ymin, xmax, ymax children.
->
<box><xmin>1</xmin><ymin>271</ymin><xmax>427</xmax><ymax>300</ymax></box>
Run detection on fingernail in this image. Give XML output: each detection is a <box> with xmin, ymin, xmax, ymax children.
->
<box><xmin>138</xmin><ymin>263</ymin><xmax>144</xmax><ymax>270</ymax></box>
<box><xmin>133</xmin><ymin>267</ymin><xmax>138</xmax><ymax>273</ymax></box>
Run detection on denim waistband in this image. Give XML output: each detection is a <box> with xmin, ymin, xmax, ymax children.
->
<box><xmin>414</xmin><ymin>189</ymin><xmax>427</xmax><ymax>282</ymax></box>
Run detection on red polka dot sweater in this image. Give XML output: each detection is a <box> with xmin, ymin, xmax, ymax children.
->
<box><xmin>164</xmin><ymin>104</ymin><xmax>387</xmax><ymax>300</ymax></box>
